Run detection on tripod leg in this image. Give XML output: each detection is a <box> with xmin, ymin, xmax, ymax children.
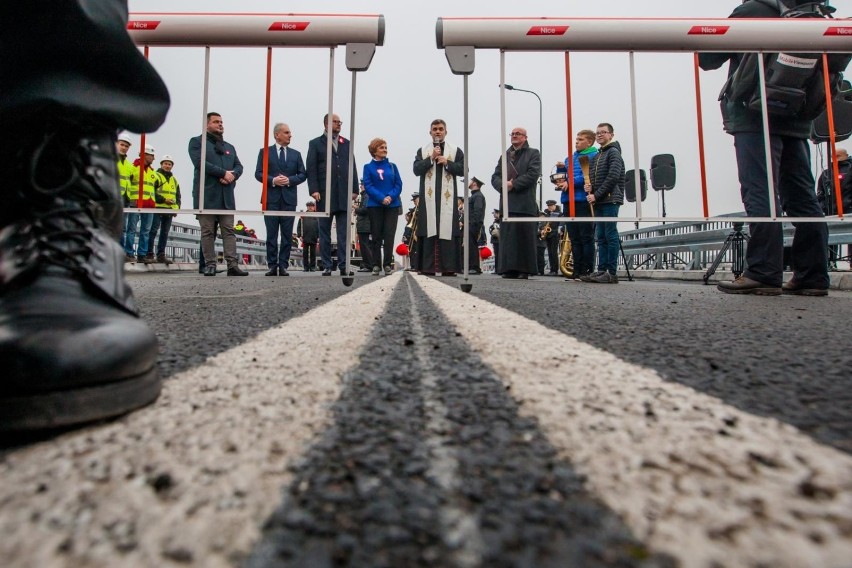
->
<box><xmin>703</xmin><ymin>236</ymin><xmax>733</xmax><ymax>284</ymax></box>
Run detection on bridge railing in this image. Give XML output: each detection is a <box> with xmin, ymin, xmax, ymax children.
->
<box><xmin>157</xmin><ymin>221</ymin><xmax>364</xmax><ymax>270</ymax></box>
<box><xmin>619</xmin><ymin>214</ymin><xmax>852</xmax><ymax>271</ymax></box>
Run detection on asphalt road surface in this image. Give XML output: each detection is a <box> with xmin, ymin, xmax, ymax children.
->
<box><xmin>1</xmin><ymin>270</ymin><xmax>850</xmax><ymax>568</ymax></box>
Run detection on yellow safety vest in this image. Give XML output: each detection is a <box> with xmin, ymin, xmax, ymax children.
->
<box><xmin>117</xmin><ymin>157</ymin><xmax>135</xmax><ymax>200</ymax></box>
<box><xmin>129</xmin><ymin>165</ymin><xmax>157</xmax><ymax>206</ymax></box>
<box><xmin>155</xmin><ymin>172</ymin><xmax>180</xmax><ymax>210</ymax></box>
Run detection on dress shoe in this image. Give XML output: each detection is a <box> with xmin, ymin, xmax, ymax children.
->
<box><xmin>124</xmin><ymin>254</ymin><xmax>135</xmax><ymax>263</ymax></box>
<box><xmin>782</xmin><ymin>276</ymin><xmax>828</xmax><ymax>296</ymax></box>
<box><xmin>265</xmin><ymin>267</ymin><xmax>278</xmax><ymax>276</ymax></box>
<box><xmin>156</xmin><ymin>253</ymin><xmax>172</xmax><ymax>265</ymax></box>
<box><xmin>322</xmin><ymin>268</ymin><xmax>332</xmax><ymax>276</ymax></box>
<box><xmin>143</xmin><ymin>253</ymin><xmax>155</xmax><ymax>264</ymax></box>
<box><xmin>279</xmin><ymin>268</ymin><xmax>289</xmax><ymax>276</ymax></box>
<box><xmin>518</xmin><ymin>273</ymin><xmax>529</xmax><ymax>279</ymax></box>
<box><xmin>0</xmin><ymin>124</ymin><xmax>160</xmax><ymax>431</ymax></box>
<box><xmin>469</xmin><ymin>269</ymin><xmax>482</xmax><ymax>275</ymax></box>
<box><xmin>441</xmin><ymin>272</ymin><xmax>456</xmax><ymax>277</ymax></box>
<box><xmin>340</xmin><ymin>267</ymin><xmax>354</xmax><ymax>276</ymax></box>
<box><xmin>717</xmin><ymin>275</ymin><xmax>780</xmax><ymax>296</ymax></box>
<box><xmin>227</xmin><ymin>266</ymin><xmax>249</xmax><ymax>277</ymax></box>
<box><xmin>204</xmin><ymin>265</ymin><xmax>217</xmax><ymax>276</ymax></box>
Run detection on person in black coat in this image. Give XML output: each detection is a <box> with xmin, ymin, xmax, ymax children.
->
<box><xmin>255</xmin><ymin>122</ymin><xmax>306</xmax><ymax>276</ymax></box>
<box><xmin>297</xmin><ymin>202</ymin><xmax>320</xmax><ymax>272</ymax></box>
<box><xmin>354</xmin><ymin>188</ymin><xmax>374</xmax><ymax>272</ymax></box>
<box><xmin>306</xmin><ymin>113</ymin><xmax>359</xmax><ymax>276</ymax></box>
<box><xmin>467</xmin><ymin>177</ymin><xmax>487</xmax><ymax>274</ymax></box>
<box><xmin>490</xmin><ymin>127</ymin><xmax>542</xmax><ymax>279</ymax></box>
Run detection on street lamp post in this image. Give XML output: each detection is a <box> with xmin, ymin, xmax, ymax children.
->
<box><xmin>501</xmin><ymin>83</ymin><xmax>543</xmax><ymax>209</ymax></box>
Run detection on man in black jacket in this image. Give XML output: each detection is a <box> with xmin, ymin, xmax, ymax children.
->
<box><xmin>467</xmin><ymin>177</ymin><xmax>487</xmax><ymax>274</ymax></box>
<box><xmin>491</xmin><ymin>127</ymin><xmax>542</xmax><ymax>279</ymax></box>
<box><xmin>699</xmin><ymin>0</ymin><xmax>834</xmax><ymax>296</ymax></box>
<box><xmin>585</xmin><ymin>123</ymin><xmax>625</xmax><ymax>284</ymax></box>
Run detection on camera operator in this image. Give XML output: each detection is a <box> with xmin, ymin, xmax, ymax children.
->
<box><xmin>698</xmin><ymin>0</ymin><xmax>843</xmax><ymax>296</ymax></box>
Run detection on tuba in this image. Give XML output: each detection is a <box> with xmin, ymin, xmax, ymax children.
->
<box><xmin>559</xmin><ymin>228</ymin><xmax>574</xmax><ymax>278</ymax></box>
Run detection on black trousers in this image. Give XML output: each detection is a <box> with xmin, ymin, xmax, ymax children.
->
<box><xmin>302</xmin><ymin>242</ymin><xmax>317</xmax><ymax>270</ymax></box>
<box><xmin>734</xmin><ymin>132</ymin><xmax>828</xmax><ymax>287</ymax></box>
<box><xmin>368</xmin><ymin>207</ymin><xmax>399</xmax><ymax>268</ymax></box>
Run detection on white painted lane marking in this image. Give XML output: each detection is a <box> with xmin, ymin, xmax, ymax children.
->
<box><xmin>404</xmin><ymin>278</ymin><xmax>485</xmax><ymax>568</ymax></box>
<box><xmin>415</xmin><ymin>274</ymin><xmax>852</xmax><ymax>568</ymax></box>
<box><xmin>0</xmin><ymin>276</ymin><xmax>398</xmax><ymax>568</ymax></box>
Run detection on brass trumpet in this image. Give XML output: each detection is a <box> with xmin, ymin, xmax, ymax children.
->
<box><xmin>559</xmin><ymin>228</ymin><xmax>574</xmax><ymax>278</ymax></box>
<box><xmin>539</xmin><ymin>222</ymin><xmax>552</xmax><ymax>241</ymax></box>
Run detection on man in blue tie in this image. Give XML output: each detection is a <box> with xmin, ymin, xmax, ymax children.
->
<box><xmin>255</xmin><ymin>122</ymin><xmax>306</xmax><ymax>276</ymax></box>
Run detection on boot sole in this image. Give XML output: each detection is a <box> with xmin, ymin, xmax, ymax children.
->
<box><xmin>782</xmin><ymin>288</ymin><xmax>829</xmax><ymax>296</ymax></box>
<box><xmin>717</xmin><ymin>285</ymin><xmax>781</xmax><ymax>296</ymax></box>
<box><xmin>0</xmin><ymin>367</ymin><xmax>161</xmax><ymax>432</ymax></box>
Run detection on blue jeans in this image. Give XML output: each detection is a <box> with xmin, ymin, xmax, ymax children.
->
<box><xmin>734</xmin><ymin>132</ymin><xmax>828</xmax><ymax>287</ymax></box>
<box><xmin>124</xmin><ymin>212</ymin><xmax>153</xmax><ymax>257</ymax></box>
<box><xmin>318</xmin><ymin>210</ymin><xmax>348</xmax><ymax>270</ymax></box>
<box><xmin>264</xmin><ymin>208</ymin><xmax>296</xmax><ymax>269</ymax></box>
<box><xmin>148</xmin><ymin>212</ymin><xmax>174</xmax><ymax>256</ymax></box>
<box><xmin>594</xmin><ymin>203</ymin><xmax>620</xmax><ymax>274</ymax></box>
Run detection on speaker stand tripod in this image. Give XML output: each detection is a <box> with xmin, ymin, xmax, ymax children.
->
<box><xmin>618</xmin><ymin>238</ymin><xmax>634</xmax><ymax>282</ymax></box>
<box><xmin>703</xmin><ymin>223</ymin><xmax>748</xmax><ymax>284</ymax></box>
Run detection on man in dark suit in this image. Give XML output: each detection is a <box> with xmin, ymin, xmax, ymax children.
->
<box><xmin>255</xmin><ymin>122</ymin><xmax>306</xmax><ymax>276</ymax></box>
<box><xmin>306</xmin><ymin>113</ymin><xmax>359</xmax><ymax>276</ymax></box>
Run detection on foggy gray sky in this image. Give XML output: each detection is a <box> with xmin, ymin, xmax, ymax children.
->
<box><xmin>126</xmin><ymin>0</ymin><xmax>847</xmax><ymax>240</ymax></box>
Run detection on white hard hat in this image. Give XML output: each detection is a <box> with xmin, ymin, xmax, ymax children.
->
<box><xmin>160</xmin><ymin>154</ymin><xmax>174</xmax><ymax>164</ymax></box>
<box><xmin>117</xmin><ymin>131</ymin><xmax>132</xmax><ymax>145</ymax></box>
<box><xmin>144</xmin><ymin>145</ymin><xmax>155</xmax><ymax>156</ymax></box>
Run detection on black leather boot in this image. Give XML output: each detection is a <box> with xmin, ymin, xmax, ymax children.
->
<box><xmin>0</xmin><ymin>123</ymin><xmax>161</xmax><ymax>431</ymax></box>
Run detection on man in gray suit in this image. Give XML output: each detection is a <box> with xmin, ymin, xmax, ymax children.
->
<box><xmin>255</xmin><ymin>122</ymin><xmax>306</xmax><ymax>276</ymax></box>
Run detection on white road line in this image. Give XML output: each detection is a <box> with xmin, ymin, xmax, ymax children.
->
<box><xmin>415</xmin><ymin>274</ymin><xmax>852</xmax><ymax>568</ymax></box>
<box><xmin>404</xmin><ymin>278</ymin><xmax>485</xmax><ymax>568</ymax></box>
<box><xmin>0</xmin><ymin>277</ymin><xmax>395</xmax><ymax>568</ymax></box>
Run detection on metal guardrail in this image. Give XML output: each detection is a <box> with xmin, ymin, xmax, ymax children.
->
<box><xmin>161</xmin><ymin>221</ymin><xmax>363</xmax><ymax>269</ymax></box>
<box><xmin>619</xmin><ymin>214</ymin><xmax>852</xmax><ymax>271</ymax></box>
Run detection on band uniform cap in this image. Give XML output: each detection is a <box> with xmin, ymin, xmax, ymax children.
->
<box><xmin>160</xmin><ymin>154</ymin><xmax>174</xmax><ymax>164</ymax></box>
<box><xmin>144</xmin><ymin>145</ymin><xmax>155</xmax><ymax>156</ymax></box>
<box><xmin>306</xmin><ymin>201</ymin><xmax>316</xmax><ymax>206</ymax></box>
<box><xmin>546</xmin><ymin>199</ymin><xmax>557</xmax><ymax>206</ymax></box>
<box><xmin>471</xmin><ymin>176</ymin><xmax>484</xmax><ymax>187</ymax></box>
<box><xmin>117</xmin><ymin>132</ymin><xmax>133</xmax><ymax>145</ymax></box>
<box><xmin>411</xmin><ymin>192</ymin><xmax>420</xmax><ymax>200</ymax></box>
<box><xmin>493</xmin><ymin>208</ymin><xmax>500</xmax><ymax>213</ymax></box>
